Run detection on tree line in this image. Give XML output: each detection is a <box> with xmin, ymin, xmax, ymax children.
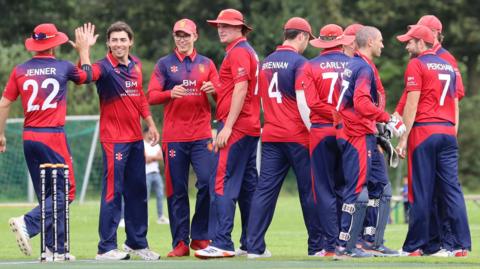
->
<box><xmin>0</xmin><ymin>0</ymin><xmax>478</xmax><ymax>190</ymax></box>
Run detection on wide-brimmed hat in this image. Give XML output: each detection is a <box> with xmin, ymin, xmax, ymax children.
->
<box><xmin>207</xmin><ymin>9</ymin><xmax>252</xmax><ymax>32</ymax></box>
<box><xmin>173</xmin><ymin>18</ymin><xmax>197</xmax><ymax>35</ymax></box>
<box><xmin>310</xmin><ymin>24</ymin><xmax>355</xmax><ymax>49</ymax></box>
<box><xmin>25</xmin><ymin>23</ymin><xmax>69</xmax><ymax>52</ymax></box>
<box><xmin>397</xmin><ymin>24</ymin><xmax>435</xmax><ymax>44</ymax></box>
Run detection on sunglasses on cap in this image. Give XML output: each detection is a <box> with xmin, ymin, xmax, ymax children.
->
<box><xmin>31</xmin><ymin>32</ymin><xmax>56</xmax><ymax>40</ymax></box>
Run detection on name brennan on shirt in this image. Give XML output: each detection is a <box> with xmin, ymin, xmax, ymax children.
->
<box><xmin>26</xmin><ymin>68</ymin><xmax>56</xmax><ymax>76</ymax></box>
<box><xmin>262</xmin><ymin>61</ymin><xmax>289</xmax><ymax>70</ymax></box>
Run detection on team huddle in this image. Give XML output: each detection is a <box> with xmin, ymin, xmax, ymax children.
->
<box><xmin>0</xmin><ymin>7</ymin><xmax>472</xmax><ymax>262</ymax></box>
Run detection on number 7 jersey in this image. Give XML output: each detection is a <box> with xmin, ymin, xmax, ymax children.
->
<box><xmin>259</xmin><ymin>45</ymin><xmax>309</xmax><ymax>143</ymax></box>
<box><xmin>2</xmin><ymin>55</ymin><xmax>89</xmax><ymax>127</ymax></box>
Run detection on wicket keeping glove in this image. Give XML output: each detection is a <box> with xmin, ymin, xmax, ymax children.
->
<box><xmin>376</xmin><ymin>123</ymin><xmax>399</xmax><ymax>168</ymax></box>
<box><xmin>386</xmin><ymin>115</ymin><xmax>406</xmax><ymax>138</ymax></box>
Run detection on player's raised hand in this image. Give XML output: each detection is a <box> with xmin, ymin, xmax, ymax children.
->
<box><xmin>69</xmin><ymin>22</ymin><xmax>98</xmax><ymax>50</ymax></box>
<box><xmin>83</xmin><ymin>22</ymin><xmax>99</xmax><ymax>47</ymax></box>
<box><xmin>171</xmin><ymin>85</ymin><xmax>187</xmax><ymax>99</ymax></box>
<box><xmin>0</xmin><ymin>135</ymin><xmax>6</xmax><ymax>153</ymax></box>
<box><xmin>200</xmin><ymin>81</ymin><xmax>215</xmax><ymax>94</ymax></box>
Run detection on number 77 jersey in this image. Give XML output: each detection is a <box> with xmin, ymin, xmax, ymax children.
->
<box><xmin>302</xmin><ymin>48</ymin><xmax>351</xmax><ymax>124</ymax></box>
<box><xmin>3</xmin><ymin>55</ymin><xmax>89</xmax><ymax>127</ymax></box>
<box><xmin>259</xmin><ymin>45</ymin><xmax>309</xmax><ymax>143</ymax></box>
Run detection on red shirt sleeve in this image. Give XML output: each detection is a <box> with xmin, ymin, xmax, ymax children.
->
<box><xmin>208</xmin><ymin>59</ymin><xmax>219</xmax><ymax>101</ymax></box>
<box><xmin>229</xmin><ymin>48</ymin><xmax>251</xmax><ymax>84</ymax></box>
<box><xmin>2</xmin><ymin>68</ymin><xmax>19</xmax><ymax>102</ymax></box>
<box><xmin>147</xmin><ymin>63</ymin><xmax>171</xmax><ymax>105</ymax></box>
<box><xmin>353</xmin><ymin>66</ymin><xmax>390</xmax><ymax>122</ymax></box>
<box><xmin>91</xmin><ymin>62</ymin><xmax>103</xmax><ymax>82</ymax></box>
<box><xmin>404</xmin><ymin>59</ymin><xmax>423</xmax><ymax>93</ymax></box>
<box><xmin>67</xmin><ymin>62</ymin><xmax>88</xmax><ymax>85</ymax></box>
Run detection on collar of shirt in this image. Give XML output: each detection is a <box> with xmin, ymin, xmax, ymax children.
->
<box><xmin>33</xmin><ymin>52</ymin><xmax>55</xmax><ymax>59</ymax></box>
<box><xmin>320</xmin><ymin>47</ymin><xmax>344</xmax><ymax>55</ymax></box>
<box><xmin>225</xmin><ymin>37</ymin><xmax>247</xmax><ymax>53</ymax></box>
<box><xmin>419</xmin><ymin>49</ymin><xmax>437</xmax><ymax>57</ymax></box>
<box><xmin>355</xmin><ymin>51</ymin><xmax>375</xmax><ymax>67</ymax></box>
<box><xmin>276</xmin><ymin>45</ymin><xmax>298</xmax><ymax>53</ymax></box>
<box><xmin>432</xmin><ymin>43</ymin><xmax>442</xmax><ymax>53</ymax></box>
<box><xmin>174</xmin><ymin>48</ymin><xmax>197</xmax><ymax>62</ymax></box>
<box><xmin>106</xmin><ymin>52</ymin><xmax>137</xmax><ymax>68</ymax></box>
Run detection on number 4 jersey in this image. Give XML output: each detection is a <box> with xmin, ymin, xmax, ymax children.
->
<box><xmin>259</xmin><ymin>45</ymin><xmax>309</xmax><ymax>144</ymax></box>
<box><xmin>3</xmin><ymin>55</ymin><xmax>89</xmax><ymax>127</ymax></box>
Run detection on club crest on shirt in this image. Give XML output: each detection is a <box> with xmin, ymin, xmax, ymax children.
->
<box><xmin>368</xmin><ymin>150</ymin><xmax>372</xmax><ymax>158</ymax></box>
<box><xmin>115</xmin><ymin>152</ymin><xmax>123</xmax><ymax>161</ymax></box>
<box><xmin>170</xmin><ymin>65</ymin><xmax>178</xmax><ymax>73</ymax></box>
<box><xmin>199</xmin><ymin>64</ymin><xmax>205</xmax><ymax>73</ymax></box>
<box><xmin>114</xmin><ymin>68</ymin><xmax>121</xmax><ymax>74</ymax></box>
<box><xmin>169</xmin><ymin>149</ymin><xmax>176</xmax><ymax>158</ymax></box>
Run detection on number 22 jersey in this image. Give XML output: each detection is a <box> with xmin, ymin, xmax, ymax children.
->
<box><xmin>3</xmin><ymin>55</ymin><xmax>89</xmax><ymax>127</ymax></box>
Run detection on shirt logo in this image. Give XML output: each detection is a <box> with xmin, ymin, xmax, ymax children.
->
<box><xmin>114</xmin><ymin>68</ymin><xmax>121</xmax><ymax>74</ymax></box>
<box><xmin>367</xmin><ymin>150</ymin><xmax>372</xmax><ymax>158</ymax></box>
<box><xmin>199</xmin><ymin>64</ymin><xmax>205</xmax><ymax>73</ymax></box>
<box><xmin>237</xmin><ymin>67</ymin><xmax>246</xmax><ymax>76</ymax></box>
<box><xmin>115</xmin><ymin>152</ymin><xmax>123</xmax><ymax>161</ymax></box>
<box><xmin>169</xmin><ymin>149</ymin><xmax>176</xmax><ymax>158</ymax></box>
<box><xmin>170</xmin><ymin>65</ymin><xmax>178</xmax><ymax>73</ymax></box>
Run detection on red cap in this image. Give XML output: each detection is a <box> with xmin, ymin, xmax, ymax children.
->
<box><xmin>207</xmin><ymin>9</ymin><xmax>252</xmax><ymax>32</ymax></box>
<box><xmin>173</xmin><ymin>18</ymin><xmax>197</xmax><ymax>35</ymax></box>
<box><xmin>284</xmin><ymin>17</ymin><xmax>315</xmax><ymax>40</ymax></box>
<box><xmin>310</xmin><ymin>24</ymin><xmax>355</xmax><ymax>49</ymax></box>
<box><xmin>417</xmin><ymin>15</ymin><xmax>442</xmax><ymax>33</ymax></box>
<box><xmin>397</xmin><ymin>24</ymin><xmax>435</xmax><ymax>44</ymax></box>
<box><xmin>344</xmin><ymin>23</ymin><xmax>364</xmax><ymax>36</ymax></box>
<box><xmin>25</xmin><ymin>23</ymin><xmax>69</xmax><ymax>52</ymax></box>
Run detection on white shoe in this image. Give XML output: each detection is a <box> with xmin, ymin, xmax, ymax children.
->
<box><xmin>428</xmin><ymin>248</ymin><xmax>452</xmax><ymax>257</ymax></box>
<box><xmin>235</xmin><ymin>248</ymin><xmax>247</xmax><ymax>256</ymax></box>
<box><xmin>247</xmin><ymin>249</ymin><xmax>272</xmax><ymax>259</ymax></box>
<box><xmin>194</xmin><ymin>246</ymin><xmax>235</xmax><ymax>259</ymax></box>
<box><xmin>95</xmin><ymin>249</ymin><xmax>130</xmax><ymax>260</ymax></box>
<box><xmin>123</xmin><ymin>244</ymin><xmax>160</xmax><ymax>260</ymax></box>
<box><xmin>41</xmin><ymin>248</ymin><xmax>76</xmax><ymax>262</ymax></box>
<box><xmin>119</xmin><ymin>219</ymin><xmax>125</xmax><ymax>228</ymax></box>
<box><xmin>9</xmin><ymin>216</ymin><xmax>32</xmax><ymax>256</ymax></box>
<box><xmin>156</xmin><ymin>216</ymin><xmax>169</xmax><ymax>225</ymax></box>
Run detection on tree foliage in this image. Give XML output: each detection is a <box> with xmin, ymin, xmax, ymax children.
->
<box><xmin>0</xmin><ymin>0</ymin><xmax>478</xmax><ymax>190</ymax></box>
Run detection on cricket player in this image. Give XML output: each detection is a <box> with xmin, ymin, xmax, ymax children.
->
<box><xmin>195</xmin><ymin>8</ymin><xmax>260</xmax><ymax>259</ymax></box>
<box><xmin>1</xmin><ymin>23</ymin><xmax>94</xmax><ymax>261</ymax></box>
<box><xmin>147</xmin><ymin>18</ymin><xmax>218</xmax><ymax>257</ymax></box>
<box><xmin>335</xmin><ymin>26</ymin><xmax>405</xmax><ymax>258</ymax></box>
<box><xmin>396</xmin><ymin>24</ymin><xmax>471</xmax><ymax>257</ymax></box>
<box><xmin>246</xmin><ymin>17</ymin><xmax>321</xmax><ymax>259</ymax></box>
<box><xmin>85</xmin><ymin>21</ymin><xmax>160</xmax><ymax>261</ymax></box>
<box><xmin>303</xmin><ymin>24</ymin><xmax>354</xmax><ymax>256</ymax></box>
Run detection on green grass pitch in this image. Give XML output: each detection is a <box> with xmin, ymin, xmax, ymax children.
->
<box><xmin>0</xmin><ymin>196</ymin><xmax>478</xmax><ymax>269</ymax></box>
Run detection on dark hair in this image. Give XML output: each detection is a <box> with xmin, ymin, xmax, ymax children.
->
<box><xmin>437</xmin><ymin>32</ymin><xmax>444</xmax><ymax>44</ymax></box>
<box><xmin>107</xmin><ymin>21</ymin><xmax>134</xmax><ymax>40</ymax></box>
<box><xmin>283</xmin><ymin>29</ymin><xmax>306</xmax><ymax>40</ymax></box>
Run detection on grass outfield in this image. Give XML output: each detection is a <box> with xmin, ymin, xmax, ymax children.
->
<box><xmin>0</xmin><ymin>196</ymin><xmax>478</xmax><ymax>269</ymax></box>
